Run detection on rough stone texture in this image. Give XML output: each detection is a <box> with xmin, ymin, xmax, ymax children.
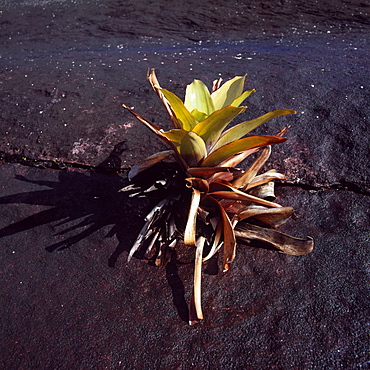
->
<box><xmin>0</xmin><ymin>0</ymin><xmax>369</xmax><ymax>369</ymax></box>
<box><xmin>1</xmin><ymin>0</ymin><xmax>369</xmax><ymax>191</ymax></box>
<box><xmin>1</xmin><ymin>163</ymin><xmax>369</xmax><ymax>369</ymax></box>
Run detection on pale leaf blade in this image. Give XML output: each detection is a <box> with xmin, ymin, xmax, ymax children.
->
<box><xmin>160</xmin><ymin>88</ymin><xmax>199</xmax><ymax>130</ymax></box>
<box><xmin>202</xmin><ymin>220</ymin><xmax>223</xmax><ymax>262</ymax></box>
<box><xmin>192</xmin><ymin>106</ymin><xmax>246</xmax><ymax>150</ymax></box>
<box><xmin>204</xmin><ymin>196</ymin><xmax>237</xmax><ymax>272</ymax></box>
<box><xmin>246</xmin><ymin>171</ymin><xmax>286</xmax><ymax>190</ymax></box>
<box><xmin>209</xmin><ymin>190</ymin><xmax>282</xmax><ymax>208</ymax></box>
<box><xmin>193</xmin><ymin>236</ymin><xmax>206</xmax><ymax>323</ymax></box>
<box><xmin>220</xmin><ymin>148</ymin><xmax>259</xmax><ymax>168</ymax></box>
<box><xmin>163</xmin><ymin>129</ymin><xmax>207</xmax><ymax>167</ymax></box>
<box><xmin>184</xmin><ymin>188</ymin><xmax>201</xmax><ymax>246</ymax></box>
<box><xmin>231</xmin><ymin>88</ymin><xmax>256</xmax><ymax>107</ymax></box>
<box><xmin>211</xmin><ymin>75</ymin><xmax>247</xmax><ymax>110</ymax></box>
<box><xmin>212</xmin><ymin>198</ymin><xmax>237</xmax><ymax>272</ymax></box>
<box><xmin>184</xmin><ymin>80</ymin><xmax>215</xmax><ymax>116</ymax></box>
<box><xmin>187</xmin><ymin>166</ymin><xmax>241</xmax><ymax>179</ymax></box>
<box><xmin>209</xmin><ymin>180</ymin><xmax>282</xmax><ymax>208</ymax></box>
<box><xmin>232</xmin><ymin>146</ymin><xmax>271</xmax><ymax>189</ymax></box>
<box><xmin>213</xmin><ymin>109</ymin><xmax>296</xmax><ymax>151</ymax></box>
<box><xmin>212</xmin><ymin>77</ymin><xmax>223</xmax><ymax>93</ymax></box>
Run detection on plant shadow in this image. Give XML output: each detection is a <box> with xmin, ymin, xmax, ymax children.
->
<box><xmin>0</xmin><ymin>143</ymin><xmax>137</xmax><ymax>262</ymax></box>
<box><xmin>0</xmin><ymin>143</ymin><xmax>191</xmax><ymax>322</ymax></box>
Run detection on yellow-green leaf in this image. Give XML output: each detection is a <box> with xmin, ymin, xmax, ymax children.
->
<box><xmin>160</xmin><ymin>88</ymin><xmax>199</xmax><ymax>130</ymax></box>
<box><xmin>192</xmin><ymin>106</ymin><xmax>246</xmax><ymax>150</ymax></box>
<box><xmin>231</xmin><ymin>89</ymin><xmax>256</xmax><ymax>107</ymax></box>
<box><xmin>184</xmin><ymin>79</ymin><xmax>215</xmax><ymax>116</ymax></box>
<box><xmin>191</xmin><ymin>109</ymin><xmax>208</xmax><ymax>122</ymax></box>
<box><xmin>201</xmin><ymin>135</ymin><xmax>287</xmax><ymax>167</ymax></box>
<box><xmin>213</xmin><ymin>109</ymin><xmax>296</xmax><ymax>151</ymax></box>
<box><xmin>162</xmin><ymin>129</ymin><xmax>207</xmax><ymax>166</ymax></box>
<box><xmin>211</xmin><ymin>75</ymin><xmax>247</xmax><ymax>110</ymax></box>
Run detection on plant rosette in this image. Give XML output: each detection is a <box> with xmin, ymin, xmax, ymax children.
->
<box><xmin>122</xmin><ymin>69</ymin><xmax>313</xmax><ymax>325</ymax></box>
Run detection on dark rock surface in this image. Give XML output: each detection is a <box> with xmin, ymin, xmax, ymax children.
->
<box><xmin>0</xmin><ymin>0</ymin><xmax>369</xmax><ymax>368</ymax></box>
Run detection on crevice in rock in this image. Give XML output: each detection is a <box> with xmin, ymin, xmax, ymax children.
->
<box><xmin>0</xmin><ymin>152</ymin><xmax>126</xmax><ymax>173</ymax></box>
<box><xmin>277</xmin><ymin>181</ymin><xmax>370</xmax><ymax>196</ymax></box>
<box><xmin>1</xmin><ymin>152</ymin><xmax>369</xmax><ymax>196</ymax></box>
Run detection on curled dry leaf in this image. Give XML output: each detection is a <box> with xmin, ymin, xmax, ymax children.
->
<box><xmin>128</xmin><ymin>150</ymin><xmax>173</xmax><ymax>180</ymax></box>
<box><xmin>232</xmin><ymin>146</ymin><xmax>272</xmax><ymax>189</ymax></box>
<box><xmin>235</xmin><ymin>223</ymin><xmax>314</xmax><ymax>256</ymax></box>
<box><xmin>247</xmin><ymin>180</ymin><xmax>278</xmax><ymax>200</ymax></box>
<box><xmin>246</xmin><ymin>172</ymin><xmax>286</xmax><ymax>192</ymax></box>
<box><xmin>231</xmin><ymin>205</ymin><xmax>295</xmax><ymax>229</ymax></box>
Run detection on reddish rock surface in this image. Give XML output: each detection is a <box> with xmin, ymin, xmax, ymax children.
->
<box><xmin>0</xmin><ymin>0</ymin><xmax>369</xmax><ymax>368</ymax></box>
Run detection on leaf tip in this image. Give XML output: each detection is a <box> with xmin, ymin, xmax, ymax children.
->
<box><xmin>189</xmin><ymin>294</ymin><xmax>203</xmax><ymax>325</ymax></box>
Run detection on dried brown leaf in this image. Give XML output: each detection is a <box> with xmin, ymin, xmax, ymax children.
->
<box><xmin>218</xmin><ymin>148</ymin><xmax>260</xmax><ymax>168</ymax></box>
<box><xmin>202</xmin><ymin>220</ymin><xmax>223</xmax><ymax>262</ymax></box>
<box><xmin>187</xmin><ymin>166</ymin><xmax>241</xmax><ymax>179</ymax></box>
<box><xmin>246</xmin><ymin>170</ymin><xmax>285</xmax><ymax>192</ymax></box>
<box><xmin>232</xmin><ymin>205</ymin><xmax>295</xmax><ymax>228</ymax></box>
<box><xmin>235</xmin><ymin>223</ymin><xmax>314</xmax><ymax>256</ymax></box>
<box><xmin>122</xmin><ymin>104</ymin><xmax>189</xmax><ymax>170</ymax></box>
<box><xmin>184</xmin><ymin>188</ymin><xmax>201</xmax><ymax>246</ymax></box>
<box><xmin>147</xmin><ymin>68</ymin><xmax>181</xmax><ymax>129</ymax></box>
<box><xmin>232</xmin><ymin>146</ymin><xmax>271</xmax><ymax>189</ymax></box>
<box><xmin>209</xmin><ymin>190</ymin><xmax>282</xmax><ymax>208</ymax></box>
<box><xmin>128</xmin><ymin>150</ymin><xmax>173</xmax><ymax>180</ymax></box>
<box><xmin>207</xmin><ymin>198</ymin><xmax>236</xmax><ymax>272</ymax></box>
<box><xmin>193</xmin><ymin>236</ymin><xmax>205</xmax><ymax>322</ymax></box>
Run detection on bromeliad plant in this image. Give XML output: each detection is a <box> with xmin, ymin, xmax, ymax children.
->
<box><xmin>122</xmin><ymin>69</ymin><xmax>313</xmax><ymax>325</ymax></box>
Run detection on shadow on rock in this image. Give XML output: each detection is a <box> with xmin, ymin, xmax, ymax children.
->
<box><xmin>0</xmin><ymin>143</ymin><xmax>193</xmax><ymax>322</ymax></box>
<box><xmin>0</xmin><ymin>142</ymin><xmax>148</xmax><ymax>267</ymax></box>
<box><xmin>165</xmin><ymin>251</ymin><xmax>190</xmax><ymax>323</ymax></box>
